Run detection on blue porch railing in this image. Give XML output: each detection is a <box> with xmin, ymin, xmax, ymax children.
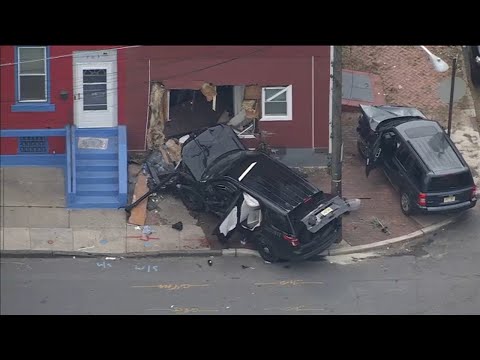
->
<box><xmin>0</xmin><ymin>126</ymin><xmax>75</xmax><ymax>205</ymax></box>
<box><xmin>118</xmin><ymin>125</ymin><xmax>128</xmax><ymax>206</ymax></box>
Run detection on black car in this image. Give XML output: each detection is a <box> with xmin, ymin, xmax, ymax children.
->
<box><xmin>174</xmin><ymin>124</ymin><xmax>359</xmax><ymax>262</ymax></box>
<box><xmin>357</xmin><ymin>104</ymin><xmax>477</xmax><ymax>216</ymax></box>
<box><xmin>467</xmin><ymin>45</ymin><xmax>480</xmax><ymax>88</ymax></box>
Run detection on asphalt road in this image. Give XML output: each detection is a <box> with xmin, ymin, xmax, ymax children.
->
<box><xmin>1</xmin><ymin>206</ymin><xmax>479</xmax><ymax>315</ymax></box>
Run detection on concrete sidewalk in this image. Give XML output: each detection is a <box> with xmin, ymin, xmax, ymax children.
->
<box><xmin>0</xmin><ymin>167</ymin><xmax>210</xmax><ymax>255</ymax></box>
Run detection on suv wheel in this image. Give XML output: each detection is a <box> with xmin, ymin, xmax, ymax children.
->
<box><xmin>254</xmin><ymin>232</ymin><xmax>281</xmax><ymax>263</ymax></box>
<box><xmin>400</xmin><ymin>191</ymin><xmax>414</xmax><ymax>216</ymax></box>
<box><xmin>357</xmin><ymin>140</ymin><xmax>367</xmax><ymax>159</ymax></box>
<box><xmin>180</xmin><ymin>188</ymin><xmax>204</xmax><ymax>211</ymax></box>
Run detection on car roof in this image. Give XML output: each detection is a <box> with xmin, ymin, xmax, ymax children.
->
<box><xmin>181</xmin><ymin>124</ymin><xmax>246</xmax><ymax>181</ymax></box>
<box><xmin>394</xmin><ymin>120</ymin><xmax>468</xmax><ymax>175</ymax></box>
<box><xmin>225</xmin><ymin>152</ymin><xmax>320</xmax><ymax>214</ymax></box>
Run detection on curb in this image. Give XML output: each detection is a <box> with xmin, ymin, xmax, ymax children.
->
<box><xmin>221</xmin><ymin>214</ymin><xmax>463</xmax><ymax>258</ymax></box>
<box><xmin>0</xmin><ymin>249</ymin><xmax>223</xmax><ymax>259</ymax></box>
<box><xmin>0</xmin><ymin>214</ymin><xmax>462</xmax><ymax>259</ymax></box>
<box><xmin>323</xmin><ymin>213</ymin><xmax>462</xmax><ymax>256</ymax></box>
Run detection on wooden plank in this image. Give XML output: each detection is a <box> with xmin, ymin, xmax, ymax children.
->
<box><xmin>128</xmin><ymin>173</ymin><xmax>149</xmax><ymax>226</ymax></box>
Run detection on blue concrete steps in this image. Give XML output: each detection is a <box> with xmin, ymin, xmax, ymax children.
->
<box><xmin>67</xmin><ymin>126</ymin><xmax>128</xmax><ymax>209</ymax></box>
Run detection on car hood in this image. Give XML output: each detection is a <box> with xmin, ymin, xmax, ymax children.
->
<box><xmin>360</xmin><ymin>104</ymin><xmax>427</xmax><ymax>131</ymax></box>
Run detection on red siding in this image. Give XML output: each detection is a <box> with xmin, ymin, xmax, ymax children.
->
<box><xmin>0</xmin><ymin>45</ymin><xmax>127</xmax><ymax>154</ymax></box>
<box><xmin>124</xmin><ymin>46</ymin><xmax>331</xmax><ymax>151</ymax></box>
<box><xmin>1</xmin><ymin>45</ymin><xmax>331</xmax><ymax>154</ymax></box>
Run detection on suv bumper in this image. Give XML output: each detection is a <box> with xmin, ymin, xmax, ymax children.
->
<box><xmin>416</xmin><ymin>199</ymin><xmax>477</xmax><ymax>214</ymax></box>
<box><xmin>279</xmin><ymin>224</ymin><xmax>342</xmax><ymax>261</ymax></box>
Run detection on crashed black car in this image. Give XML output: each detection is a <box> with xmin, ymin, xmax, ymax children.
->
<box><xmin>357</xmin><ymin>104</ymin><xmax>477</xmax><ymax>215</ymax></box>
<box><xmin>172</xmin><ymin>124</ymin><xmax>358</xmax><ymax>262</ymax></box>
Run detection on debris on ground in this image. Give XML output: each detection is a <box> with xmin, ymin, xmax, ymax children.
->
<box><xmin>241</xmin><ymin>265</ymin><xmax>255</xmax><ymax>270</ymax></box>
<box><xmin>371</xmin><ymin>216</ymin><xmax>390</xmax><ymax>234</ymax></box>
<box><xmin>128</xmin><ymin>173</ymin><xmax>149</xmax><ymax>226</ymax></box>
<box><xmin>142</xmin><ymin>225</ymin><xmax>153</xmax><ymax>235</ymax></box>
<box><xmin>147</xmin><ymin>197</ymin><xmax>159</xmax><ymax>211</ymax></box>
<box><xmin>208</xmin><ymin>259</ymin><xmax>213</xmax><ymax>266</ymax></box>
<box><xmin>105</xmin><ymin>257</ymin><xmax>117</xmax><ymax>260</ymax></box>
<box><xmin>172</xmin><ymin>221</ymin><xmax>183</xmax><ymax>231</ymax></box>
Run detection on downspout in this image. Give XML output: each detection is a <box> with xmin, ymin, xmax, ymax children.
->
<box><xmin>328</xmin><ymin>45</ymin><xmax>334</xmax><ymax>154</ymax></box>
<box><xmin>311</xmin><ymin>55</ymin><xmax>315</xmax><ymax>149</ymax></box>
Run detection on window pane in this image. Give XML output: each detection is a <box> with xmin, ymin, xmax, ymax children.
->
<box><xmin>265</xmin><ymin>88</ymin><xmax>287</xmax><ymax>101</ymax></box>
<box><xmin>19</xmin><ymin>47</ymin><xmax>45</xmax><ymax>74</ymax></box>
<box><xmin>19</xmin><ymin>75</ymin><xmax>46</xmax><ymax>100</ymax></box>
<box><xmin>265</xmin><ymin>101</ymin><xmax>287</xmax><ymax>116</ymax></box>
<box><xmin>83</xmin><ymin>69</ymin><xmax>107</xmax><ymax>83</ymax></box>
<box><xmin>83</xmin><ymin>84</ymin><xmax>107</xmax><ymax>110</ymax></box>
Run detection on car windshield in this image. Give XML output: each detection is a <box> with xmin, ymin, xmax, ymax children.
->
<box><xmin>181</xmin><ymin>125</ymin><xmax>245</xmax><ymax>181</ymax></box>
<box><xmin>427</xmin><ymin>171</ymin><xmax>473</xmax><ymax>192</ymax></box>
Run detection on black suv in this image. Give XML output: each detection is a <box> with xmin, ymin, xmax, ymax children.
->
<box><xmin>357</xmin><ymin>104</ymin><xmax>477</xmax><ymax>215</ymax></box>
<box><xmin>174</xmin><ymin>124</ymin><xmax>358</xmax><ymax>262</ymax></box>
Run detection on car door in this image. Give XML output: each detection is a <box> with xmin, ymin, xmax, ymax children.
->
<box><xmin>213</xmin><ymin>191</ymin><xmax>243</xmax><ymax>241</ymax></box>
<box><xmin>365</xmin><ymin>134</ymin><xmax>383</xmax><ymax>177</ymax></box>
<box><xmin>392</xmin><ymin>144</ymin><xmax>417</xmax><ymax>195</ymax></box>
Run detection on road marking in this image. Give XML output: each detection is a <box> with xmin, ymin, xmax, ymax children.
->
<box><xmin>0</xmin><ymin>261</ymin><xmax>32</xmax><ymax>270</ymax></box>
<box><xmin>132</xmin><ymin>283</ymin><xmax>209</xmax><ymax>291</ymax></box>
<box><xmin>147</xmin><ymin>306</ymin><xmax>218</xmax><ymax>314</ymax></box>
<box><xmin>254</xmin><ymin>280</ymin><xmax>323</xmax><ymax>287</ymax></box>
<box><xmin>264</xmin><ymin>306</ymin><xmax>325</xmax><ymax>312</ymax></box>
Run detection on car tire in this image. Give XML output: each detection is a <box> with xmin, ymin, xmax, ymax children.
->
<box><xmin>400</xmin><ymin>191</ymin><xmax>414</xmax><ymax>216</ymax></box>
<box><xmin>357</xmin><ymin>140</ymin><xmax>367</xmax><ymax>160</ymax></box>
<box><xmin>180</xmin><ymin>188</ymin><xmax>205</xmax><ymax>212</ymax></box>
<box><xmin>471</xmin><ymin>69</ymin><xmax>480</xmax><ymax>88</ymax></box>
<box><xmin>254</xmin><ymin>232</ymin><xmax>281</xmax><ymax>263</ymax></box>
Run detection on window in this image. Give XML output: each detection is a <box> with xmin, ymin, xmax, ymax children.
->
<box><xmin>409</xmin><ymin>161</ymin><xmax>424</xmax><ymax>189</ymax></box>
<box><xmin>261</xmin><ymin>85</ymin><xmax>292</xmax><ymax>121</ymax></box>
<box><xmin>395</xmin><ymin>143</ymin><xmax>412</xmax><ymax>169</ymax></box>
<box><xmin>11</xmin><ymin>46</ymin><xmax>55</xmax><ymax>112</ymax></box>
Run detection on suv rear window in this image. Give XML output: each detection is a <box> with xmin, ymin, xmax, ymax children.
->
<box><xmin>427</xmin><ymin>171</ymin><xmax>473</xmax><ymax>192</ymax></box>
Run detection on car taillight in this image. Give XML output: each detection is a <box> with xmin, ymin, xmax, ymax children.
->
<box><xmin>473</xmin><ymin>185</ymin><xmax>478</xmax><ymax>200</ymax></box>
<box><xmin>283</xmin><ymin>234</ymin><xmax>300</xmax><ymax>247</ymax></box>
<box><xmin>418</xmin><ymin>193</ymin><xmax>427</xmax><ymax>206</ymax></box>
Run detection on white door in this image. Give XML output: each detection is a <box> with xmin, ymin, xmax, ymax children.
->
<box><xmin>74</xmin><ymin>62</ymin><xmax>117</xmax><ymax>128</ymax></box>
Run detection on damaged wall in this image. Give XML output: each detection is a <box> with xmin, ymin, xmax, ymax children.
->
<box><xmin>124</xmin><ymin>46</ymin><xmax>331</xmax><ymax>151</ymax></box>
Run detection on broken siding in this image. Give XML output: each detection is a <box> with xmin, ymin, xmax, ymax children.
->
<box><xmin>124</xmin><ymin>46</ymin><xmax>331</xmax><ymax>151</ymax></box>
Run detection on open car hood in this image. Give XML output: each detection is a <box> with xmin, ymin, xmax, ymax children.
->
<box><xmin>360</xmin><ymin>104</ymin><xmax>427</xmax><ymax>131</ymax></box>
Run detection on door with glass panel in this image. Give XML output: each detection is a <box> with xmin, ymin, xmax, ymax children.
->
<box><xmin>73</xmin><ymin>63</ymin><xmax>117</xmax><ymax>128</ymax></box>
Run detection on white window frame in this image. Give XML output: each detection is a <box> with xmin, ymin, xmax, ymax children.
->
<box><xmin>260</xmin><ymin>85</ymin><xmax>292</xmax><ymax>121</ymax></box>
<box><xmin>17</xmin><ymin>46</ymin><xmax>47</xmax><ymax>102</ymax></box>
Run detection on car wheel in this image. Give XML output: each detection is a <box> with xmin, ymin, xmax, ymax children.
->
<box><xmin>180</xmin><ymin>188</ymin><xmax>204</xmax><ymax>211</ymax></box>
<box><xmin>400</xmin><ymin>191</ymin><xmax>414</xmax><ymax>216</ymax></box>
<box><xmin>357</xmin><ymin>140</ymin><xmax>366</xmax><ymax>159</ymax></box>
<box><xmin>471</xmin><ymin>69</ymin><xmax>480</xmax><ymax>88</ymax></box>
<box><xmin>254</xmin><ymin>232</ymin><xmax>281</xmax><ymax>263</ymax></box>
